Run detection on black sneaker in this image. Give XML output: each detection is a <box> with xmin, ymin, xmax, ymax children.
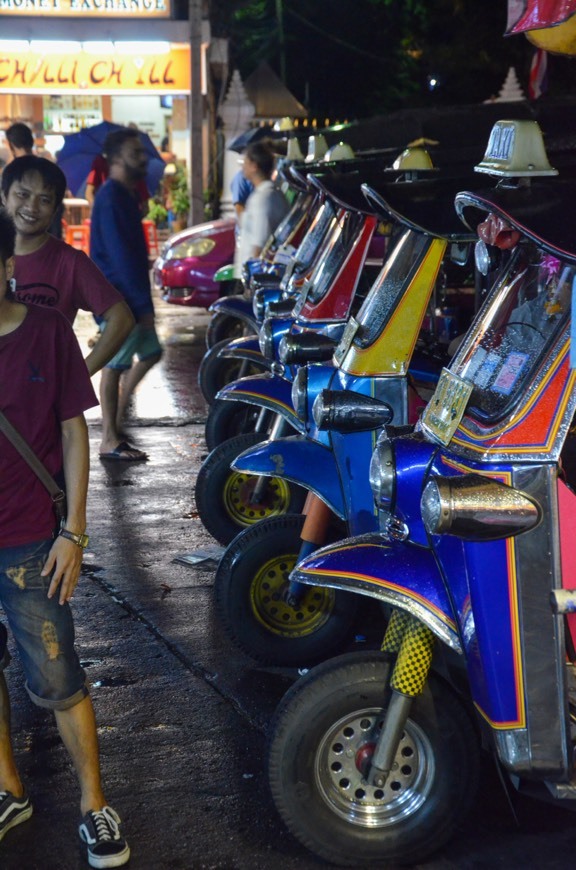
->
<box><xmin>78</xmin><ymin>805</ymin><xmax>130</xmax><ymax>869</ymax></box>
<box><xmin>0</xmin><ymin>791</ymin><xmax>33</xmax><ymax>841</ymax></box>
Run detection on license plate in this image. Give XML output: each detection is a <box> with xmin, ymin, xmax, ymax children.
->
<box><xmin>334</xmin><ymin>317</ymin><xmax>359</xmax><ymax>365</ymax></box>
<box><xmin>421</xmin><ymin>368</ymin><xmax>473</xmax><ymax>445</ymax></box>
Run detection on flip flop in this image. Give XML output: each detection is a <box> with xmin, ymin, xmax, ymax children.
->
<box><xmin>99</xmin><ymin>441</ymin><xmax>148</xmax><ymax>462</ymax></box>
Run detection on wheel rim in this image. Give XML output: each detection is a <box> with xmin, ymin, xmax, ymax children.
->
<box><xmin>223</xmin><ymin>472</ymin><xmax>294</xmax><ymax>527</ymax></box>
<box><xmin>250</xmin><ymin>553</ymin><xmax>335</xmax><ymax>637</ymax></box>
<box><xmin>314</xmin><ymin>706</ymin><xmax>434</xmax><ymax>827</ymax></box>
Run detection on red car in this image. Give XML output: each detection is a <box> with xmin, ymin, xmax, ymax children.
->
<box><xmin>153</xmin><ymin>218</ymin><xmax>236</xmax><ymax>307</ymax></box>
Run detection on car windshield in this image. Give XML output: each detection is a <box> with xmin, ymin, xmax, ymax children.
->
<box><xmin>350</xmin><ymin>228</ymin><xmax>431</xmax><ymax>347</ymax></box>
<box><xmin>455</xmin><ymin>241</ymin><xmax>573</xmax><ymax>422</ymax></box>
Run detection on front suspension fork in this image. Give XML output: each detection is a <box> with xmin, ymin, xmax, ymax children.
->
<box><xmin>367</xmin><ymin>610</ymin><xmax>435</xmax><ymax>788</ymax></box>
<box><xmin>250</xmin><ymin>414</ymin><xmax>295</xmax><ymax>503</ymax></box>
<box><xmin>286</xmin><ymin>493</ymin><xmax>333</xmax><ymax>605</ymax></box>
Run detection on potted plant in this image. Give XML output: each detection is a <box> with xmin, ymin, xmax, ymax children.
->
<box><xmin>145</xmin><ymin>199</ymin><xmax>168</xmax><ymax>228</ymax></box>
<box><xmin>169</xmin><ymin>163</ymin><xmax>190</xmax><ymax>231</ymax></box>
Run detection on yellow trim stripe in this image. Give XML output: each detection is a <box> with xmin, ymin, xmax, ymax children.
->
<box><xmin>453</xmin><ymin>340</ymin><xmax>576</xmax><ymax>454</ymax></box>
<box><xmin>228</xmin><ymin>390</ymin><xmax>295</xmax><ymax>417</ymax></box>
<box><xmin>343</xmin><ymin>239</ymin><xmax>446</xmax><ymax>376</ymax></box>
<box><xmin>301</xmin><ymin>553</ymin><xmax>457</xmax><ymax>634</ymax></box>
<box><xmin>438</xmin><ymin>457</ymin><xmax>526</xmax><ymax>727</ymax></box>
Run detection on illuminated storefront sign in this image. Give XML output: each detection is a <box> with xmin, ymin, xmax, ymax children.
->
<box><xmin>0</xmin><ymin>46</ymin><xmax>190</xmax><ymax>93</ymax></box>
<box><xmin>0</xmin><ymin>0</ymin><xmax>171</xmax><ymax>17</ymax></box>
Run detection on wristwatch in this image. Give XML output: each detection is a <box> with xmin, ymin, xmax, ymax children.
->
<box><xmin>59</xmin><ymin>528</ymin><xmax>89</xmax><ymax>549</ymax></box>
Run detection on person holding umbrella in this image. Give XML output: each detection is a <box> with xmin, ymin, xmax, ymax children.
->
<box><xmin>57</xmin><ymin>120</ymin><xmax>165</xmax><ymax>208</ymax></box>
<box><xmin>0</xmin><ymin>155</ymin><xmax>134</xmax><ymax>376</ymax></box>
<box><xmin>90</xmin><ymin>128</ymin><xmax>163</xmax><ymax>462</ymax></box>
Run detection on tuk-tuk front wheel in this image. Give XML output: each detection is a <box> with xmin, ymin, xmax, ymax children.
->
<box><xmin>204</xmin><ymin>399</ymin><xmax>277</xmax><ymax>452</ymax></box>
<box><xmin>268</xmin><ymin>653</ymin><xmax>480</xmax><ymax>867</ymax></box>
<box><xmin>206</xmin><ymin>311</ymin><xmax>251</xmax><ymax>349</ymax></box>
<box><xmin>215</xmin><ymin>514</ymin><xmax>358</xmax><ymax>667</ymax></box>
<box><xmin>198</xmin><ymin>338</ymin><xmax>267</xmax><ymax>404</ymax></box>
<box><xmin>194</xmin><ymin>433</ymin><xmax>306</xmax><ymax>546</ymax></box>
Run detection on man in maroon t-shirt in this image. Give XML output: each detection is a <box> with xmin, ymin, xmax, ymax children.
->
<box><xmin>1</xmin><ymin>155</ymin><xmax>134</xmax><ymax>376</ymax></box>
<box><xmin>0</xmin><ymin>209</ymin><xmax>130</xmax><ymax>866</ymax></box>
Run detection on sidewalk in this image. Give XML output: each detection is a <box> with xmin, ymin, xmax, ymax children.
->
<box><xmin>4</xmin><ymin>302</ymin><xmax>576</xmax><ymax>869</ymax></box>
<box><xmin>1</xmin><ymin>303</ymin><xmax>317</xmax><ymax>869</ymax></box>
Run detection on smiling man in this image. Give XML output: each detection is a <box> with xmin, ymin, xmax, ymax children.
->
<box><xmin>1</xmin><ymin>156</ymin><xmax>133</xmax><ymax>376</ymax></box>
<box><xmin>0</xmin><ymin>208</ymin><xmax>130</xmax><ymax>867</ymax></box>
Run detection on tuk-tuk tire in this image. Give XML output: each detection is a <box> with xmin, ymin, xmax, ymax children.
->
<box><xmin>268</xmin><ymin>654</ymin><xmax>480</xmax><ymax>867</ymax></box>
<box><xmin>194</xmin><ymin>432</ymin><xmax>307</xmax><ymax>546</ymax></box>
<box><xmin>214</xmin><ymin>513</ymin><xmax>356</xmax><ymax>667</ymax></box>
<box><xmin>206</xmin><ymin>311</ymin><xmax>252</xmax><ymax>349</ymax></box>
<box><xmin>198</xmin><ymin>339</ymin><xmax>267</xmax><ymax>404</ymax></box>
<box><xmin>204</xmin><ymin>399</ymin><xmax>278</xmax><ymax>452</ymax></box>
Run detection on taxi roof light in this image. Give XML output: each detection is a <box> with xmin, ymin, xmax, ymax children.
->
<box><xmin>474</xmin><ymin>120</ymin><xmax>558</xmax><ymax>178</ymax></box>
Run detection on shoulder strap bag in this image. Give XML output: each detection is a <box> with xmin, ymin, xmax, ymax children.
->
<box><xmin>0</xmin><ymin>409</ymin><xmax>66</xmax><ymax>527</ymax></box>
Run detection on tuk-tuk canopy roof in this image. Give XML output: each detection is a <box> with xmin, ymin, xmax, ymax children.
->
<box><xmin>456</xmin><ymin>180</ymin><xmax>576</xmax><ymax>262</ymax></box>
<box><xmin>362</xmin><ymin>174</ymin><xmax>480</xmax><ymax>241</ymax></box>
<box><xmin>308</xmin><ymin>165</ymin><xmax>410</xmax><ymax>215</ymax></box>
<box><xmin>287</xmin><ymin>153</ymin><xmax>396</xmax><ymax>194</ymax></box>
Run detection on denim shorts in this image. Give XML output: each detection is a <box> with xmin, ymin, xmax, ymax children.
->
<box><xmin>0</xmin><ymin>539</ymin><xmax>88</xmax><ymax>710</ymax></box>
<box><xmin>105</xmin><ymin>323</ymin><xmax>163</xmax><ymax>371</ymax></box>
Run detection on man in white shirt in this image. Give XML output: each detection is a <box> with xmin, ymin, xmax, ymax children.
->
<box><xmin>234</xmin><ymin>140</ymin><xmax>289</xmax><ymax>276</ymax></box>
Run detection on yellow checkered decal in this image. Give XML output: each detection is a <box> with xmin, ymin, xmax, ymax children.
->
<box><xmin>391</xmin><ymin>617</ymin><xmax>434</xmax><ymax>696</ymax></box>
<box><xmin>381</xmin><ymin>608</ymin><xmax>411</xmax><ymax>654</ymax></box>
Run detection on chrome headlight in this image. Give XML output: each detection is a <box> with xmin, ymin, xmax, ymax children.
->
<box><xmin>474</xmin><ymin>239</ymin><xmax>501</xmax><ymax>276</ymax></box>
<box><xmin>253</xmin><ymin>288</ymin><xmax>267</xmax><ymax>320</ymax></box>
<box><xmin>258</xmin><ymin>320</ymin><xmax>274</xmax><ymax>359</ymax></box>
<box><xmin>291</xmin><ymin>366</ymin><xmax>308</xmax><ymax>423</ymax></box>
<box><xmin>421</xmin><ymin>474</ymin><xmax>541</xmax><ymax>540</ymax></box>
<box><xmin>369</xmin><ymin>432</ymin><xmax>396</xmax><ymax>511</ymax></box>
<box><xmin>165</xmin><ymin>238</ymin><xmax>216</xmax><ymax>260</ymax></box>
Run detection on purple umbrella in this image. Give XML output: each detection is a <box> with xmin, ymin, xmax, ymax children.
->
<box><xmin>56</xmin><ymin>120</ymin><xmax>165</xmax><ymax>197</ymax></box>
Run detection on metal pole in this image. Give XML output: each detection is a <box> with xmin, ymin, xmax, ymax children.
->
<box><xmin>189</xmin><ymin>0</ymin><xmax>204</xmax><ymax>226</ymax></box>
<box><xmin>275</xmin><ymin>0</ymin><xmax>286</xmax><ymax>84</ymax></box>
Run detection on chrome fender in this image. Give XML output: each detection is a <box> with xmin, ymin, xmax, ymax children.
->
<box><xmin>208</xmin><ymin>295</ymin><xmax>258</xmax><ymax>330</ymax></box>
<box><xmin>291</xmin><ymin>532</ymin><xmax>461</xmax><ymax>652</ymax></box>
<box><xmin>231</xmin><ymin>435</ymin><xmax>346</xmax><ymax>519</ymax></box>
<box><xmin>216</xmin><ymin>374</ymin><xmax>304</xmax><ymax>433</ymax></box>
<box><xmin>216</xmin><ymin>336</ymin><xmax>272</xmax><ymax>369</ymax></box>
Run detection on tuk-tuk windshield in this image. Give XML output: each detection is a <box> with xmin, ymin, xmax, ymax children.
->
<box><xmin>288</xmin><ymin>200</ymin><xmax>337</xmax><ymax>277</ymax></box>
<box><xmin>456</xmin><ymin>242</ymin><xmax>572</xmax><ymax>422</ymax></box>
<box><xmin>295</xmin><ymin>209</ymin><xmax>366</xmax><ymax>307</ymax></box>
<box><xmin>266</xmin><ymin>191</ymin><xmax>314</xmax><ymax>251</ymax></box>
<box><xmin>350</xmin><ymin>228</ymin><xmax>430</xmax><ymax>348</ymax></box>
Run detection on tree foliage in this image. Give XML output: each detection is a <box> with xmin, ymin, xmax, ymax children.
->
<box><xmin>209</xmin><ymin>0</ymin><xmax>576</xmax><ymax>119</ymax></box>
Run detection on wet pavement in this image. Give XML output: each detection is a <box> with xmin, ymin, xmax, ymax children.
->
<box><xmin>4</xmin><ymin>300</ymin><xmax>576</xmax><ymax>869</ymax></box>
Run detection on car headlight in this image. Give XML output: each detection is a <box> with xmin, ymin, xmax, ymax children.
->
<box><xmin>258</xmin><ymin>320</ymin><xmax>274</xmax><ymax>359</ymax></box>
<box><xmin>369</xmin><ymin>432</ymin><xmax>396</xmax><ymax>511</ymax></box>
<box><xmin>291</xmin><ymin>366</ymin><xmax>308</xmax><ymax>423</ymax></box>
<box><xmin>253</xmin><ymin>288</ymin><xmax>267</xmax><ymax>321</ymax></box>
<box><xmin>165</xmin><ymin>238</ymin><xmax>216</xmax><ymax>260</ymax></box>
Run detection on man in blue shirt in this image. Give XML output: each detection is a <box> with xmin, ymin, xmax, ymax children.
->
<box><xmin>230</xmin><ymin>167</ymin><xmax>254</xmax><ymax>229</ymax></box>
<box><xmin>90</xmin><ymin>129</ymin><xmax>162</xmax><ymax>461</ymax></box>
